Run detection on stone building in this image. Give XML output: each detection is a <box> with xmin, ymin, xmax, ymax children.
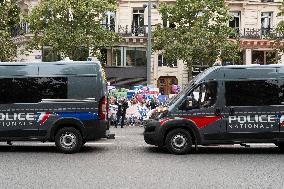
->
<box><xmin>14</xmin><ymin>0</ymin><xmax>284</xmax><ymax>95</ymax></box>
<box><xmin>228</xmin><ymin>0</ymin><xmax>284</xmax><ymax>65</ymax></box>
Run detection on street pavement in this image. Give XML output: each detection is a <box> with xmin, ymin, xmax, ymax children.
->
<box><xmin>0</xmin><ymin>126</ymin><xmax>283</xmax><ymax>189</ymax></box>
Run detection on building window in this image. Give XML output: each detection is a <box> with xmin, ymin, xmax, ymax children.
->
<box><xmin>125</xmin><ymin>47</ymin><xmax>146</xmax><ymax>66</ymax></box>
<box><xmin>11</xmin><ymin>22</ymin><xmax>30</xmax><ymax>37</ymax></box>
<box><xmin>132</xmin><ymin>9</ymin><xmax>144</xmax><ymax>36</ymax></box>
<box><xmin>112</xmin><ymin>47</ymin><xmax>122</xmax><ymax>66</ymax></box>
<box><xmin>229</xmin><ymin>11</ymin><xmax>241</xmax><ymax>34</ymax></box>
<box><xmin>261</xmin><ymin>12</ymin><xmax>273</xmax><ymax>35</ymax></box>
<box><xmin>252</xmin><ymin>51</ymin><xmax>265</xmax><ymax>64</ymax></box>
<box><xmin>158</xmin><ymin>54</ymin><xmax>177</xmax><ymax>67</ymax></box>
<box><xmin>105</xmin><ymin>47</ymin><xmax>146</xmax><ymax>67</ymax></box>
<box><xmin>102</xmin><ymin>11</ymin><xmax>115</xmax><ymax>32</ymax></box>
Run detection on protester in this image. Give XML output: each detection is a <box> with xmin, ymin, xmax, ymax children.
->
<box><xmin>128</xmin><ymin>98</ymin><xmax>139</xmax><ymax>126</ymax></box>
<box><xmin>115</xmin><ymin>97</ymin><xmax>128</xmax><ymax>128</ymax></box>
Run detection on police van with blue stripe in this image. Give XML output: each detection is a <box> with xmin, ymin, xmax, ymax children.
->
<box><xmin>0</xmin><ymin>61</ymin><xmax>110</xmax><ymax>153</ymax></box>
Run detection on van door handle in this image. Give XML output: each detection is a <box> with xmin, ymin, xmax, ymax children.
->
<box><xmin>215</xmin><ymin>108</ymin><xmax>221</xmax><ymax>116</ymax></box>
<box><xmin>229</xmin><ymin>107</ymin><xmax>235</xmax><ymax>116</ymax></box>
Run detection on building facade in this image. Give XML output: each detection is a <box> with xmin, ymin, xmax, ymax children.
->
<box><xmin>102</xmin><ymin>0</ymin><xmax>188</xmax><ymax>94</ymax></box>
<box><xmin>14</xmin><ymin>0</ymin><xmax>284</xmax><ymax>95</ymax></box>
<box><xmin>228</xmin><ymin>0</ymin><xmax>284</xmax><ymax>65</ymax></box>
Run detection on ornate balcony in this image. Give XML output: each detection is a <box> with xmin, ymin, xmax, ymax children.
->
<box><xmin>103</xmin><ymin>24</ymin><xmax>148</xmax><ymax>37</ymax></box>
<box><xmin>230</xmin><ymin>28</ymin><xmax>284</xmax><ymax>40</ymax></box>
<box><xmin>11</xmin><ymin>23</ymin><xmax>151</xmax><ymax>39</ymax></box>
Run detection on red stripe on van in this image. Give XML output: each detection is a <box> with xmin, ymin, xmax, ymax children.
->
<box><xmin>159</xmin><ymin>118</ymin><xmax>173</xmax><ymax>125</ymax></box>
<box><xmin>185</xmin><ymin>116</ymin><xmax>222</xmax><ymax>129</ymax></box>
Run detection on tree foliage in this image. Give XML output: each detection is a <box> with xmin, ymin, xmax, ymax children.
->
<box><xmin>275</xmin><ymin>0</ymin><xmax>284</xmax><ymax>52</ymax></box>
<box><xmin>26</xmin><ymin>0</ymin><xmax>120</xmax><ymax>61</ymax></box>
<box><xmin>153</xmin><ymin>0</ymin><xmax>240</xmax><ymax>75</ymax></box>
<box><xmin>0</xmin><ymin>0</ymin><xmax>20</xmax><ymax>61</ymax></box>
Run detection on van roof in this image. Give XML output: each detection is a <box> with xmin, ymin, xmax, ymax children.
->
<box><xmin>194</xmin><ymin>64</ymin><xmax>284</xmax><ymax>82</ymax></box>
<box><xmin>0</xmin><ymin>61</ymin><xmax>103</xmax><ymax>77</ymax></box>
<box><xmin>0</xmin><ymin>61</ymin><xmax>101</xmax><ymax>66</ymax></box>
<box><xmin>222</xmin><ymin>64</ymin><xmax>284</xmax><ymax>69</ymax></box>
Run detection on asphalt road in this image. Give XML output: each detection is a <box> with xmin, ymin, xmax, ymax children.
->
<box><xmin>0</xmin><ymin>126</ymin><xmax>283</xmax><ymax>189</ymax></box>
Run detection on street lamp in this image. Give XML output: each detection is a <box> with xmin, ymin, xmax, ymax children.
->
<box><xmin>143</xmin><ymin>1</ymin><xmax>156</xmax><ymax>86</ymax></box>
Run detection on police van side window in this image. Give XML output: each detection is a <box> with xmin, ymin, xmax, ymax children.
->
<box><xmin>0</xmin><ymin>78</ymin><xmax>15</xmax><ymax>104</ymax></box>
<box><xmin>13</xmin><ymin>78</ymin><xmax>40</xmax><ymax>103</ymax></box>
<box><xmin>179</xmin><ymin>81</ymin><xmax>218</xmax><ymax>110</ymax></box>
<box><xmin>225</xmin><ymin>80</ymin><xmax>279</xmax><ymax>106</ymax></box>
<box><xmin>67</xmin><ymin>77</ymin><xmax>96</xmax><ymax>99</ymax></box>
<box><xmin>38</xmin><ymin>77</ymin><xmax>67</xmax><ymax>100</ymax></box>
<box><xmin>0</xmin><ymin>77</ymin><xmax>67</xmax><ymax>104</ymax></box>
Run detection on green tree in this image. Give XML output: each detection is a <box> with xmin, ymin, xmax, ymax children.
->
<box><xmin>0</xmin><ymin>0</ymin><xmax>20</xmax><ymax>61</ymax></box>
<box><xmin>153</xmin><ymin>0</ymin><xmax>240</xmax><ymax>78</ymax></box>
<box><xmin>26</xmin><ymin>0</ymin><xmax>120</xmax><ymax>61</ymax></box>
<box><xmin>275</xmin><ymin>0</ymin><xmax>284</xmax><ymax>53</ymax></box>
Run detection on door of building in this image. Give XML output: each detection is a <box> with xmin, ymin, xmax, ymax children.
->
<box><xmin>157</xmin><ymin>76</ymin><xmax>178</xmax><ymax>95</ymax></box>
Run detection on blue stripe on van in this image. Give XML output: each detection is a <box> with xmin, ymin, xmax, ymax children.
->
<box><xmin>56</xmin><ymin>112</ymin><xmax>99</xmax><ymax>120</ymax></box>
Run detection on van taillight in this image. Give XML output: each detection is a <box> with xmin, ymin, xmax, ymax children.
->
<box><xmin>99</xmin><ymin>96</ymin><xmax>108</xmax><ymax>120</ymax></box>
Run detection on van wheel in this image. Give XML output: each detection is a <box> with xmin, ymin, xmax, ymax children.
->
<box><xmin>55</xmin><ymin>127</ymin><xmax>83</xmax><ymax>154</ymax></box>
<box><xmin>165</xmin><ymin>128</ymin><xmax>192</xmax><ymax>155</ymax></box>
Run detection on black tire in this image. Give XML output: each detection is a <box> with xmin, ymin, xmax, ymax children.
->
<box><xmin>55</xmin><ymin>127</ymin><xmax>83</xmax><ymax>154</ymax></box>
<box><xmin>165</xmin><ymin>128</ymin><xmax>192</xmax><ymax>155</ymax></box>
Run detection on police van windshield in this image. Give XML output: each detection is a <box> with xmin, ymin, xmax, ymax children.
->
<box><xmin>167</xmin><ymin>67</ymin><xmax>216</xmax><ymax>106</ymax></box>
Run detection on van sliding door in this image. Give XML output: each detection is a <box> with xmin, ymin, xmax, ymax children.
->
<box><xmin>224</xmin><ymin>80</ymin><xmax>280</xmax><ymax>141</ymax></box>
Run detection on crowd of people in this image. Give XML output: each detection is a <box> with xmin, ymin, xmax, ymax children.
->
<box><xmin>109</xmin><ymin>96</ymin><xmax>159</xmax><ymax>128</ymax></box>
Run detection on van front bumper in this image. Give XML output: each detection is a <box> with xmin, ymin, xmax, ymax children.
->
<box><xmin>143</xmin><ymin>120</ymin><xmax>164</xmax><ymax>147</ymax></box>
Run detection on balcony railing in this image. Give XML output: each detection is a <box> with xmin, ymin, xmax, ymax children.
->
<box><xmin>12</xmin><ymin>23</ymin><xmax>149</xmax><ymax>38</ymax></box>
<box><xmin>230</xmin><ymin>27</ymin><xmax>284</xmax><ymax>40</ymax></box>
<box><xmin>103</xmin><ymin>24</ymin><xmax>148</xmax><ymax>37</ymax></box>
<box><xmin>13</xmin><ymin>23</ymin><xmax>283</xmax><ymax>41</ymax></box>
